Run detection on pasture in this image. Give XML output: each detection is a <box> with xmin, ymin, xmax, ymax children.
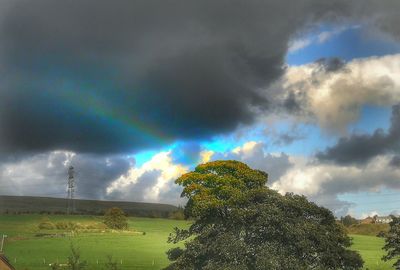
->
<box><xmin>0</xmin><ymin>215</ymin><xmax>396</xmax><ymax>270</ymax></box>
<box><xmin>0</xmin><ymin>214</ymin><xmax>188</xmax><ymax>270</ymax></box>
<box><xmin>350</xmin><ymin>234</ymin><xmax>395</xmax><ymax>270</ymax></box>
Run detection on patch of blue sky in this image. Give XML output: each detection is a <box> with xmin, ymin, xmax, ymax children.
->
<box><xmin>338</xmin><ymin>188</ymin><xmax>400</xmax><ymax>218</ymax></box>
<box><xmin>132</xmin><ymin>25</ymin><xmax>398</xmax><ymax>167</ymax></box>
<box><xmin>131</xmin><ymin>149</ymin><xmax>163</xmax><ymax>166</ymax></box>
<box><xmin>287</xmin><ymin>24</ymin><xmax>400</xmax><ymax>66</ymax></box>
<box><xmin>348</xmin><ymin>105</ymin><xmax>392</xmax><ymax>134</ymax></box>
<box><xmin>265</xmin><ymin>122</ymin><xmax>335</xmax><ymax>156</ymax></box>
<box><xmin>202</xmin><ymin>124</ymin><xmax>265</xmax><ymax>153</ymax></box>
<box><xmin>202</xmin><ymin>120</ymin><xmax>336</xmax><ymax>157</ymax></box>
<box><xmin>170</xmin><ymin>141</ymin><xmax>201</xmax><ymax>166</ymax></box>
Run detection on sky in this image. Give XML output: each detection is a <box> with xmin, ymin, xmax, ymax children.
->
<box><xmin>0</xmin><ymin>0</ymin><xmax>400</xmax><ymax>218</ymax></box>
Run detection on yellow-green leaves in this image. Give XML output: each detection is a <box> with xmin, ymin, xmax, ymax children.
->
<box><xmin>175</xmin><ymin>160</ymin><xmax>268</xmax><ymax>218</ymax></box>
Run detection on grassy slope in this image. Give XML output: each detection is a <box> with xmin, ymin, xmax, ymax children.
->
<box><xmin>0</xmin><ymin>215</ymin><xmax>397</xmax><ymax>270</ymax></box>
<box><xmin>347</xmin><ymin>223</ymin><xmax>390</xmax><ymax>236</ymax></box>
<box><xmin>350</xmin><ymin>234</ymin><xmax>395</xmax><ymax>270</ymax></box>
<box><xmin>0</xmin><ymin>215</ymin><xmax>188</xmax><ymax>270</ymax></box>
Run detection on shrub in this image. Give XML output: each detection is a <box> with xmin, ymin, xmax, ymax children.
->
<box><xmin>55</xmin><ymin>221</ymin><xmax>83</xmax><ymax>231</ymax></box>
<box><xmin>168</xmin><ymin>210</ymin><xmax>185</xmax><ymax>220</ymax></box>
<box><xmin>38</xmin><ymin>217</ymin><xmax>55</xmax><ymax>230</ymax></box>
<box><xmin>104</xmin><ymin>207</ymin><xmax>128</xmax><ymax>230</ymax></box>
<box><xmin>377</xmin><ymin>231</ymin><xmax>387</xmax><ymax>238</ymax></box>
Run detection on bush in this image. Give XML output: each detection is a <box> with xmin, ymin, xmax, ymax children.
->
<box><xmin>55</xmin><ymin>221</ymin><xmax>83</xmax><ymax>230</ymax></box>
<box><xmin>38</xmin><ymin>217</ymin><xmax>55</xmax><ymax>230</ymax></box>
<box><xmin>38</xmin><ymin>221</ymin><xmax>55</xmax><ymax>230</ymax></box>
<box><xmin>377</xmin><ymin>231</ymin><xmax>387</xmax><ymax>238</ymax></box>
<box><xmin>85</xmin><ymin>223</ymin><xmax>107</xmax><ymax>230</ymax></box>
<box><xmin>104</xmin><ymin>207</ymin><xmax>128</xmax><ymax>230</ymax></box>
<box><xmin>168</xmin><ymin>210</ymin><xmax>185</xmax><ymax>220</ymax></box>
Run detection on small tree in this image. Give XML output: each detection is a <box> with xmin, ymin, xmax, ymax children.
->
<box><xmin>383</xmin><ymin>215</ymin><xmax>400</xmax><ymax>269</ymax></box>
<box><xmin>340</xmin><ymin>215</ymin><xmax>358</xmax><ymax>227</ymax></box>
<box><xmin>51</xmin><ymin>244</ymin><xmax>87</xmax><ymax>270</ymax></box>
<box><xmin>104</xmin><ymin>207</ymin><xmax>128</xmax><ymax>230</ymax></box>
<box><xmin>67</xmin><ymin>243</ymin><xmax>87</xmax><ymax>270</ymax></box>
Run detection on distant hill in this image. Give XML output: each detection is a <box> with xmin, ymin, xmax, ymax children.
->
<box><xmin>0</xmin><ymin>195</ymin><xmax>178</xmax><ymax>218</ymax></box>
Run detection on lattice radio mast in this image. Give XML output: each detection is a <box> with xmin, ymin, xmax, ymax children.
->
<box><xmin>67</xmin><ymin>165</ymin><xmax>75</xmax><ymax>214</ymax></box>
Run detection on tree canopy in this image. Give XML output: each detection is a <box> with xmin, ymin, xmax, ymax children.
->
<box><xmin>383</xmin><ymin>215</ymin><xmax>400</xmax><ymax>269</ymax></box>
<box><xmin>104</xmin><ymin>207</ymin><xmax>128</xmax><ymax>230</ymax></box>
<box><xmin>340</xmin><ymin>215</ymin><xmax>359</xmax><ymax>227</ymax></box>
<box><xmin>165</xmin><ymin>160</ymin><xmax>363</xmax><ymax>270</ymax></box>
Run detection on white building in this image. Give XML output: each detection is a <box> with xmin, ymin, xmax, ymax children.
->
<box><xmin>375</xmin><ymin>216</ymin><xmax>394</xmax><ymax>224</ymax></box>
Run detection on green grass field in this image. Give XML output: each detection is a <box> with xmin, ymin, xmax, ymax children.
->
<box><xmin>350</xmin><ymin>234</ymin><xmax>395</xmax><ymax>270</ymax></box>
<box><xmin>0</xmin><ymin>215</ymin><xmax>188</xmax><ymax>270</ymax></box>
<box><xmin>0</xmin><ymin>215</ymin><xmax>397</xmax><ymax>270</ymax></box>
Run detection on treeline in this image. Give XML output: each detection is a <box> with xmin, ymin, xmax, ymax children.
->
<box><xmin>0</xmin><ymin>195</ymin><xmax>183</xmax><ymax>219</ymax></box>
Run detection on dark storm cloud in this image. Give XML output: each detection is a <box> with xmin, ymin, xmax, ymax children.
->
<box><xmin>0</xmin><ymin>0</ymin><xmax>399</xmax><ymax>153</ymax></box>
<box><xmin>0</xmin><ymin>151</ymin><xmax>131</xmax><ymax>199</ymax></box>
<box><xmin>316</xmin><ymin>105</ymin><xmax>400</xmax><ymax>165</ymax></box>
<box><xmin>390</xmin><ymin>156</ymin><xmax>400</xmax><ymax>167</ymax></box>
<box><xmin>70</xmin><ymin>154</ymin><xmax>132</xmax><ymax>199</ymax></box>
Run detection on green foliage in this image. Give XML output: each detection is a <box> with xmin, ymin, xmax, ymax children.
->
<box><xmin>176</xmin><ymin>160</ymin><xmax>268</xmax><ymax>219</ymax></box>
<box><xmin>38</xmin><ymin>217</ymin><xmax>55</xmax><ymax>230</ymax></box>
<box><xmin>166</xmin><ymin>160</ymin><xmax>364</xmax><ymax>270</ymax></box>
<box><xmin>55</xmin><ymin>221</ymin><xmax>83</xmax><ymax>230</ymax></box>
<box><xmin>49</xmin><ymin>244</ymin><xmax>87</xmax><ymax>270</ymax></box>
<box><xmin>104</xmin><ymin>207</ymin><xmax>128</xmax><ymax>230</ymax></box>
<box><xmin>346</xmin><ymin>223</ymin><xmax>389</xmax><ymax>236</ymax></box>
<box><xmin>168</xmin><ymin>208</ymin><xmax>185</xmax><ymax>220</ymax></box>
<box><xmin>341</xmin><ymin>215</ymin><xmax>359</xmax><ymax>227</ymax></box>
<box><xmin>67</xmin><ymin>243</ymin><xmax>87</xmax><ymax>270</ymax></box>
<box><xmin>383</xmin><ymin>215</ymin><xmax>400</xmax><ymax>269</ymax></box>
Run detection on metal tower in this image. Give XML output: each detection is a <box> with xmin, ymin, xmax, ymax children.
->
<box><xmin>67</xmin><ymin>165</ymin><xmax>75</xmax><ymax>214</ymax></box>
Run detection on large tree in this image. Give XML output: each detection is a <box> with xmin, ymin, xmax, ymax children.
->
<box><xmin>165</xmin><ymin>160</ymin><xmax>363</xmax><ymax>270</ymax></box>
<box><xmin>383</xmin><ymin>215</ymin><xmax>400</xmax><ymax>269</ymax></box>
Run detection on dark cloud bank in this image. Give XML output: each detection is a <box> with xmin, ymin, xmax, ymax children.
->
<box><xmin>317</xmin><ymin>104</ymin><xmax>400</xmax><ymax>165</ymax></box>
<box><xmin>0</xmin><ymin>0</ymin><xmax>399</xmax><ymax>154</ymax></box>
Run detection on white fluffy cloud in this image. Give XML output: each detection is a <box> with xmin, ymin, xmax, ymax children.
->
<box><xmin>210</xmin><ymin>141</ymin><xmax>293</xmax><ymax>183</ymax></box>
<box><xmin>288</xmin><ymin>25</ymin><xmax>359</xmax><ymax>53</ymax></box>
<box><xmin>278</xmin><ymin>54</ymin><xmax>400</xmax><ymax>132</ymax></box>
<box><xmin>106</xmin><ymin>151</ymin><xmax>188</xmax><ymax>203</ymax></box>
<box><xmin>272</xmin><ymin>154</ymin><xmax>400</xmax><ymax>216</ymax></box>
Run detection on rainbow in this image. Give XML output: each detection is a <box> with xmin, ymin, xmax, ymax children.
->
<box><xmin>47</xmin><ymin>79</ymin><xmax>172</xmax><ymax>146</ymax></box>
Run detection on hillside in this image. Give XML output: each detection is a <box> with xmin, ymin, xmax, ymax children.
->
<box><xmin>0</xmin><ymin>195</ymin><xmax>178</xmax><ymax>218</ymax></box>
<box><xmin>346</xmin><ymin>223</ymin><xmax>390</xmax><ymax>236</ymax></box>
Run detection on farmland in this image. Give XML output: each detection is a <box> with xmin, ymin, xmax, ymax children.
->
<box><xmin>0</xmin><ymin>214</ymin><xmax>188</xmax><ymax>270</ymax></box>
<box><xmin>350</xmin><ymin>234</ymin><xmax>395</xmax><ymax>270</ymax></box>
<box><xmin>0</xmin><ymin>214</ymin><xmax>396</xmax><ymax>270</ymax></box>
